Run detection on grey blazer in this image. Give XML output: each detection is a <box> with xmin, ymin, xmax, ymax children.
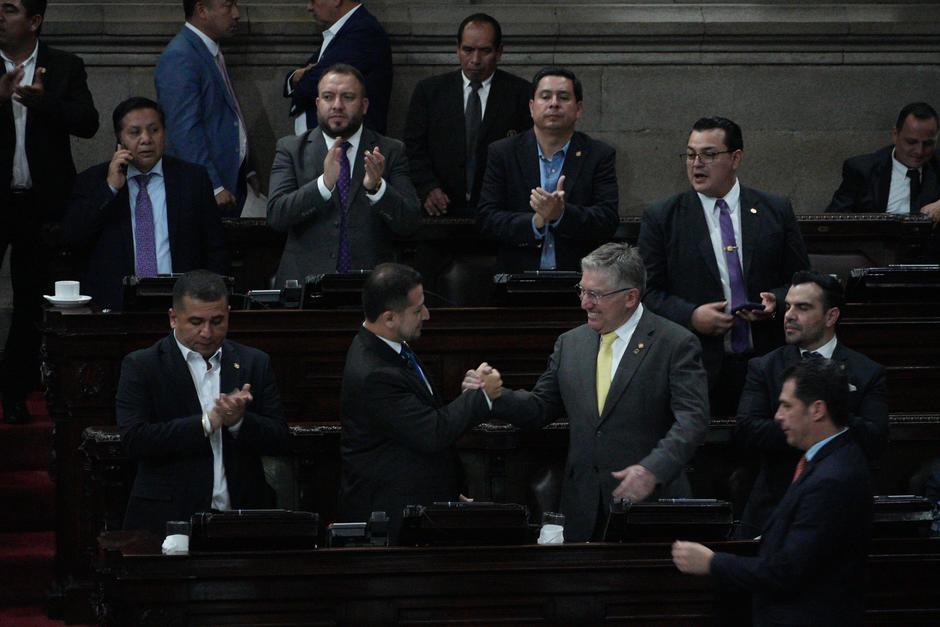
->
<box><xmin>267</xmin><ymin>127</ymin><xmax>420</xmax><ymax>284</ymax></box>
<box><xmin>493</xmin><ymin>308</ymin><xmax>710</xmax><ymax>542</ymax></box>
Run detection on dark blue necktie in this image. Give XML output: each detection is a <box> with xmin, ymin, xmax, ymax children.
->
<box><xmin>400</xmin><ymin>343</ymin><xmax>431</xmax><ymax>394</ymax></box>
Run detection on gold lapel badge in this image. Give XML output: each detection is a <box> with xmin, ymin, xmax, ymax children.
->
<box><xmin>750</xmin><ymin>207</ymin><xmax>757</xmax><ymax>214</ymax></box>
<box><xmin>234</xmin><ymin>363</ymin><xmax>240</xmax><ymax>369</ymax></box>
<box><xmin>633</xmin><ymin>342</ymin><xmax>645</xmax><ymax>355</ymax></box>
<box><xmin>575</xmin><ymin>150</ymin><xmax>583</xmax><ymax>157</ymax></box>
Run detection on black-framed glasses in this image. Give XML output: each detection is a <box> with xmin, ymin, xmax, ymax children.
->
<box><xmin>575</xmin><ymin>284</ymin><xmax>634</xmax><ymax>304</ymax></box>
<box><xmin>683</xmin><ymin>150</ymin><xmax>734</xmax><ymax>164</ymax></box>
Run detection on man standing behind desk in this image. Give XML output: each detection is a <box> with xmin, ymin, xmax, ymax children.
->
<box><xmin>338</xmin><ymin>263</ymin><xmax>499</xmax><ymax>539</ymax></box>
<box><xmin>284</xmin><ymin>0</ymin><xmax>392</xmax><ymax>136</ymax></box>
<box><xmin>735</xmin><ymin>270</ymin><xmax>888</xmax><ymax>537</ymax></box>
<box><xmin>477</xmin><ymin>66</ymin><xmax>619</xmax><ymax>272</ymax></box>
<box><xmin>117</xmin><ymin>271</ymin><xmax>289</xmax><ymax>536</ymax></box>
<box><xmin>480</xmin><ymin>243</ymin><xmax>709</xmax><ymax>542</ymax></box>
<box><xmin>64</xmin><ymin>97</ymin><xmax>229</xmax><ymax>311</ymax></box>
<box><xmin>268</xmin><ymin>64</ymin><xmax>419</xmax><ymax>285</ymax></box>
<box><xmin>404</xmin><ymin>13</ymin><xmax>531</xmax><ymax>218</ymax></box>
<box><xmin>1</xmin><ymin>0</ymin><xmax>99</xmax><ymax>424</ymax></box>
<box><xmin>639</xmin><ymin>116</ymin><xmax>809</xmax><ymax>417</ymax></box>
<box><xmin>673</xmin><ymin>359</ymin><xmax>873</xmax><ymax>627</ymax></box>
<box><xmin>155</xmin><ymin>0</ymin><xmax>259</xmax><ymax>216</ymax></box>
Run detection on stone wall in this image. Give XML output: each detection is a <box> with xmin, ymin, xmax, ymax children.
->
<box><xmin>43</xmin><ymin>1</ymin><xmax>940</xmax><ymax>215</ymax></box>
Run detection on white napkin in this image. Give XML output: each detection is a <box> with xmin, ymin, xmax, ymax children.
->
<box><xmin>537</xmin><ymin>523</ymin><xmax>564</xmax><ymax>545</ymax></box>
<box><xmin>162</xmin><ymin>534</ymin><xmax>190</xmax><ymax>555</ymax></box>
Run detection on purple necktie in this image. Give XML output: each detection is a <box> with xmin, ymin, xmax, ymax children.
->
<box><xmin>133</xmin><ymin>173</ymin><xmax>158</xmax><ymax>277</ymax></box>
<box><xmin>336</xmin><ymin>141</ymin><xmax>353</xmax><ymax>272</ymax></box>
<box><xmin>716</xmin><ymin>198</ymin><xmax>749</xmax><ymax>353</ymax></box>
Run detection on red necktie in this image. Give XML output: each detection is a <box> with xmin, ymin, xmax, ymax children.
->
<box><xmin>792</xmin><ymin>456</ymin><xmax>808</xmax><ymax>483</ymax></box>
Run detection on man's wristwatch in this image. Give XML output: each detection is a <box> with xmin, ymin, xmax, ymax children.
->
<box><xmin>363</xmin><ymin>180</ymin><xmax>380</xmax><ymax>194</ymax></box>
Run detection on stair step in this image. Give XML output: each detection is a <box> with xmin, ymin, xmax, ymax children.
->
<box><xmin>0</xmin><ymin>417</ymin><xmax>53</xmax><ymax>471</ymax></box>
<box><xmin>0</xmin><ymin>531</ymin><xmax>54</xmax><ymax>606</ymax></box>
<box><xmin>0</xmin><ymin>471</ymin><xmax>55</xmax><ymax>532</ymax></box>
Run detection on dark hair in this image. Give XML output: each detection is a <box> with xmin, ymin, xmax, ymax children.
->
<box><xmin>457</xmin><ymin>13</ymin><xmax>502</xmax><ymax>49</ymax></box>
<box><xmin>781</xmin><ymin>359</ymin><xmax>849</xmax><ymax>427</ymax></box>
<box><xmin>362</xmin><ymin>263</ymin><xmax>423</xmax><ymax>322</ymax></box>
<box><xmin>319</xmin><ymin>63</ymin><xmax>368</xmax><ymax>97</ymax></box>
<box><xmin>20</xmin><ymin>0</ymin><xmax>45</xmax><ymax>35</ymax></box>
<box><xmin>172</xmin><ymin>270</ymin><xmax>229</xmax><ymax>309</ymax></box>
<box><xmin>112</xmin><ymin>97</ymin><xmax>165</xmax><ymax>137</ymax></box>
<box><xmin>691</xmin><ymin>116</ymin><xmax>743</xmax><ymax>152</ymax></box>
<box><xmin>183</xmin><ymin>0</ymin><xmax>204</xmax><ymax>19</ymax></box>
<box><xmin>531</xmin><ymin>66</ymin><xmax>583</xmax><ymax>102</ymax></box>
<box><xmin>791</xmin><ymin>270</ymin><xmax>845</xmax><ymax>313</ymax></box>
<box><xmin>895</xmin><ymin>102</ymin><xmax>939</xmax><ymax>132</ymax></box>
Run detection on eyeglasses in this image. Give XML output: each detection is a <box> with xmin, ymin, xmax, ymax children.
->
<box><xmin>575</xmin><ymin>284</ymin><xmax>634</xmax><ymax>304</ymax></box>
<box><xmin>683</xmin><ymin>150</ymin><xmax>734</xmax><ymax>164</ymax></box>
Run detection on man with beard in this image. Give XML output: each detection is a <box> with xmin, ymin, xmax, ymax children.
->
<box><xmin>267</xmin><ymin>63</ymin><xmax>419</xmax><ymax>285</ymax></box>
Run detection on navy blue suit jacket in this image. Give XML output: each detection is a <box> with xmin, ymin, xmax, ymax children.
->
<box><xmin>711</xmin><ymin>434</ymin><xmax>872</xmax><ymax>627</ymax></box>
<box><xmin>826</xmin><ymin>145</ymin><xmax>940</xmax><ymax>213</ymax></box>
<box><xmin>638</xmin><ymin>187</ymin><xmax>810</xmax><ymax>383</ymax></box>
<box><xmin>63</xmin><ymin>156</ymin><xmax>230</xmax><ymax>310</ymax></box>
<box><xmin>477</xmin><ymin>129</ymin><xmax>620</xmax><ymax>272</ymax></box>
<box><xmin>285</xmin><ymin>5</ymin><xmax>392</xmax><ymax>134</ymax></box>
<box><xmin>735</xmin><ymin>342</ymin><xmax>888</xmax><ymax>535</ymax></box>
<box><xmin>117</xmin><ymin>335</ymin><xmax>290</xmax><ymax>536</ymax></box>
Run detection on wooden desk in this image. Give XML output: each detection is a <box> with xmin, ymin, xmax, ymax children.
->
<box><xmin>95</xmin><ymin>531</ymin><xmax>940</xmax><ymax>626</ymax></box>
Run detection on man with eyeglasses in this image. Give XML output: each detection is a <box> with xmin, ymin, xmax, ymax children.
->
<box><xmin>638</xmin><ymin>117</ymin><xmax>809</xmax><ymax>418</ymax></box>
<box><xmin>471</xmin><ymin>242</ymin><xmax>709</xmax><ymax>542</ymax></box>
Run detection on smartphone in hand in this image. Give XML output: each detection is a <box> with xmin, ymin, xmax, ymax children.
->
<box><xmin>731</xmin><ymin>302</ymin><xmax>765</xmax><ymax>315</ymax></box>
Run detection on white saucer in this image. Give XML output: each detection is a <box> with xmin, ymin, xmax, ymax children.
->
<box><xmin>43</xmin><ymin>295</ymin><xmax>92</xmax><ymax>308</ymax></box>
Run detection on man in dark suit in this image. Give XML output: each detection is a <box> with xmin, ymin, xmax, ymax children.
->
<box><xmin>674</xmin><ymin>358</ymin><xmax>872</xmax><ymax>627</ymax></box>
<box><xmin>477</xmin><ymin>66</ymin><xmax>619</xmax><ymax>272</ymax></box>
<box><xmin>117</xmin><ymin>270</ymin><xmax>289</xmax><ymax>536</ymax></box>
<box><xmin>64</xmin><ymin>97</ymin><xmax>229</xmax><ymax>311</ymax></box>
<box><xmin>285</xmin><ymin>0</ymin><xmax>391</xmax><ymax>135</ymax></box>
<box><xmin>481</xmin><ymin>243</ymin><xmax>709</xmax><ymax>542</ymax></box>
<box><xmin>155</xmin><ymin>0</ymin><xmax>259</xmax><ymax>216</ymax></box>
<box><xmin>404</xmin><ymin>13</ymin><xmax>531</xmax><ymax>217</ymax></box>
<box><xmin>1</xmin><ymin>0</ymin><xmax>99</xmax><ymax>423</ymax></box>
<box><xmin>638</xmin><ymin>116</ymin><xmax>809</xmax><ymax>418</ymax></box>
<box><xmin>268</xmin><ymin>64</ymin><xmax>419</xmax><ymax>285</ymax></box>
<box><xmin>338</xmin><ymin>263</ymin><xmax>499</xmax><ymax>539</ymax></box>
<box><xmin>826</xmin><ymin>102</ymin><xmax>940</xmax><ymax>217</ymax></box>
<box><xmin>735</xmin><ymin>270</ymin><xmax>887</xmax><ymax>536</ymax></box>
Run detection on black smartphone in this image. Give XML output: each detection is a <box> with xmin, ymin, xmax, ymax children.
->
<box><xmin>732</xmin><ymin>302</ymin><xmax>765</xmax><ymax>314</ymax></box>
<box><xmin>117</xmin><ymin>143</ymin><xmax>128</xmax><ymax>174</ymax></box>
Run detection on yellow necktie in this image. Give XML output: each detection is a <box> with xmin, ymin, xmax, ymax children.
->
<box><xmin>596</xmin><ymin>331</ymin><xmax>618</xmax><ymax>413</ymax></box>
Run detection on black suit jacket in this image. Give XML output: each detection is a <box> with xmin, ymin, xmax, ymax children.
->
<box><xmin>826</xmin><ymin>145</ymin><xmax>940</xmax><ymax>213</ymax></box>
<box><xmin>63</xmin><ymin>156</ymin><xmax>230</xmax><ymax>310</ymax></box>
<box><xmin>338</xmin><ymin>328</ymin><xmax>491</xmax><ymax>539</ymax></box>
<box><xmin>284</xmin><ymin>5</ymin><xmax>392</xmax><ymax>134</ymax></box>
<box><xmin>477</xmin><ymin>129</ymin><xmax>620</xmax><ymax>272</ymax></box>
<box><xmin>116</xmin><ymin>336</ymin><xmax>290</xmax><ymax>535</ymax></box>
<box><xmin>711</xmin><ymin>434</ymin><xmax>872</xmax><ymax>627</ymax></box>
<box><xmin>735</xmin><ymin>342</ymin><xmax>888</xmax><ymax>534</ymax></box>
<box><xmin>403</xmin><ymin>69</ymin><xmax>532</xmax><ymax>215</ymax></box>
<box><xmin>0</xmin><ymin>42</ymin><xmax>98</xmax><ymax>220</ymax></box>
<box><xmin>638</xmin><ymin>187</ymin><xmax>810</xmax><ymax>382</ymax></box>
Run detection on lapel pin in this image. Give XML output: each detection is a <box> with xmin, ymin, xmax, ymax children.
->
<box><xmin>633</xmin><ymin>342</ymin><xmax>645</xmax><ymax>355</ymax></box>
<box><xmin>750</xmin><ymin>207</ymin><xmax>757</xmax><ymax>214</ymax></box>
<box><xmin>575</xmin><ymin>150</ymin><xmax>582</xmax><ymax>157</ymax></box>
<box><xmin>234</xmin><ymin>363</ymin><xmax>240</xmax><ymax>369</ymax></box>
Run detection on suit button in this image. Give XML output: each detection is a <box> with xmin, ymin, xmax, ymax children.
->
<box><xmin>596</xmin><ymin>430</ymin><xmax>602</xmax><ymax>437</ymax></box>
<box><xmin>593</xmin><ymin>466</ymin><xmax>599</xmax><ymax>473</ymax></box>
<box><xmin>334</xmin><ymin>221</ymin><xmax>339</xmax><ymax>227</ymax></box>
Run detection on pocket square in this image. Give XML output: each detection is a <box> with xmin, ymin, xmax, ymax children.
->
<box><xmin>848</xmin><ymin>383</ymin><xmax>857</xmax><ymax>392</ymax></box>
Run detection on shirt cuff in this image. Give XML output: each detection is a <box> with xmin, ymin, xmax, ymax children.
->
<box><xmin>365</xmin><ymin>178</ymin><xmax>386</xmax><ymax>203</ymax></box>
<box><xmin>108</xmin><ymin>184</ymin><xmax>119</xmax><ymax>196</ymax></box>
<box><xmin>481</xmin><ymin>388</ymin><xmax>493</xmax><ymax>410</ymax></box>
<box><xmin>317</xmin><ymin>174</ymin><xmax>332</xmax><ymax>201</ymax></box>
<box><xmin>286</xmin><ymin>71</ymin><xmax>296</xmax><ymax>95</ymax></box>
<box><xmin>213</xmin><ymin>186</ymin><xmax>225</xmax><ymax>197</ymax></box>
<box><xmin>228</xmin><ymin>416</ymin><xmax>244</xmax><ymax>436</ymax></box>
<box><xmin>531</xmin><ymin>215</ymin><xmax>546</xmax><ymax>240</ymax></box>
<box><xmin>201</xmin><ymin>413</ymin><xmax>213</xmax><ymax>436</ymax></box>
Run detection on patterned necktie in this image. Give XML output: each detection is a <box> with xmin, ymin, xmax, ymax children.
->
<box><xmin>400</xmin><ymin>343</ymin><xmax>431</xmax><ymax>394</ymax></box>
<box><xmin>792</xmin><ymin>455</ymin><xmax>808</xmax><ymax>483</ymax></box>
<box><xmin>132</xmin><ymin>173</ymin><xmax>158</xmax><ymax>277</ymax></box>
<box><xmin>801</xmin><ymin>350</ymin><xmax>823</xmax><ymax>360</ymax></box>
<box><xmin>336</xmin><ymin>140</ymin><xmax>352</xmax><ymax>272</ymax></box>
<box><xmin>595</xmin><ymin>331</ymin><xmax>618</xmax><ymax>413</ymax></box>
<box><xmin>215</xmin><ymin>50</ymin><xmax>247</xmax><ymax>162</ymax></box>
<box><xmin>716</xmin><ymin>198</ymin><xmax>749</xmax><ymax>353</ymax></box>
<box><xmin>907</xmin><ymin>168</ymin><xmax>922</xmax><ymax>213</ymax></box>
<box><xmin>465</xmin><ymin>80</ymin><xmax>483</xmax><ymax>196</ymax></box>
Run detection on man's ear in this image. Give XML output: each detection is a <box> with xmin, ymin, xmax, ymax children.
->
<box><xmin>168</xmin><ymin>307</ymin><xmax>178</xmax><ymax>329</ymax></box>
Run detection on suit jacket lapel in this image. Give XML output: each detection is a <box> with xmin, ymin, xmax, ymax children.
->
<box><xmin>452</xmin><ymin>71</ymin><xmax>468</xmax><ymax>155</ymax></box>
<box><xmin>160</xmin><ymin>334</ymin><xmax>203</xmax><ymax>416</ymax></box>
<box><xmin>163</xmin><ymin>158</ymin><xmax>183</xmax><ymax>270</ymax></box>
<box><xmin>687</xmin><ymin>192</ymin><xmax>722</xmax><ymax>287</ymax></box>
<box><xmin>739</xmin><ymin>187</ymin><xmax>762</xmax><ymax>281</ymax></box>
<box><xmin>600</xmin><ymin>311</ymin><xmax>656</xmax><ymax>423</ymax></box>
<box><xmin>559</xmin><ymin>133</ymin><xmax>586</xmax><ymax>195</ymax></box>
<box><xmin>350</xmin><ymin>128</ymin><xmax>375</xmax><ymax>201</ymax></box>
<box><xmin>220</xmin><ymin>340</ymin><xmax>240</xmax><ymax>395</ymax></box>
<box><xmin>183</xmin><ymin>28</ymin><xmax>237</xmax><ymax>117</ymax></box>
<box><xmin>517</xmin><ymin>130</ymin><xmax>542</xmax><ymax>192</ymax></box>
<box><xmin>873</xmin><ymin>152</ymin><xmax>892</xmax><ymax>213</ymax></box>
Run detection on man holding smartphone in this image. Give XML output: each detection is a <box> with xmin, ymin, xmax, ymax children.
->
<box><xmin>64</xmin><ymin>97</ymin><xmax>229</xmax><ymax>310</ymax></box>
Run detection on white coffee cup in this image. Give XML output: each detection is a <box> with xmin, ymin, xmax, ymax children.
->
<box><xmin>54</xmin><ymin>280</ymin><xmax>80</xmax><ymax>299</ymax></box>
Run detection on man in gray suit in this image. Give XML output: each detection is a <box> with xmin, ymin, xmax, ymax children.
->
<box><xmin>267</xmin><ymin>63</ymin><xmax>419</xmax><ymax>285</ymax></box>
<box><xmin>477</xmin><ymin>242</ymin><xmax>710</xmax><ymax>542</ymax></box>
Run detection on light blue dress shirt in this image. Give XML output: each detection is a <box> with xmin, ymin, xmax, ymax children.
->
<box><xmin>533</xmin><ymin>140</ymin><xmax>570</xmax><ymax>269</ymax></box>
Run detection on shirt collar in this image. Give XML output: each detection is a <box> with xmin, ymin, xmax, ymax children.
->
<box><xmin>185</xmin><ymin>22</ymin><xmax>220</xmax><ymax>57</ymax></box>
<box><xmin>321</xmin><ymin>124</ymin><xmax>364</xmax><ymax>152</ymax></box>
<box><xmin>324</xmin><ymin>3</ymin><xmax>360</xmax><ymax>37</ymax></box>
<box><xmin>0</xmin><ymin>40</ymin><xmax>38</xmax><ymax>67</ymax></box>
<box><xmin>801</xmin><ymin>334</ymin><xmax>837</xmax><ymax>360</ymax></box>
<box><xmin>538</xmin><ymin>138</ymin><xmax>571</xmax><ymax>161</ymax></box>
<box><xmin>127</xmin><ymin>158</ymin><xmax>165</xmax><ymax>180</ymax></box>
<box><xmin>364</xmin><ymin>323</ymin><xmax>403</xmax><ymax>354</ymax></box>
<box><xmin>697</xmin><ymin>178</ymin><xmax>741</xmax><ymax>214</ymax></box>
<box><xmin>804</xmin><ymin>428</ymin><xmax>848</xmax><ymax>462</ymax></box>
<box><xmin>174</xmin><ymin>331</ymin><xmax>222</xmax><ymax>367</ymax></box>
<box><xmin>607</xmin><ymin>303</ymin><xmax>645</xmax><ymax>343</ymax></box>
<box><xmin>461</xmin><ymin>71</ymin><xmax>494</xmax><ymax>89</ymax></box>
<box><xmin>891</xmin><ymin>148</ymin><xmax>921</xmax><ymax>176</ymax></box>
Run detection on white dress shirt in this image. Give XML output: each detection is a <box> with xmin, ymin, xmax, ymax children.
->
<box><xmin>801</xmin><ymin>335</ymin><xmax>837</xmax><ymax>360</ymax></box>
<box><xmin>600</xmin><ymin>304</ymin><xmax>645</xmax><ymax>383</ymax></box>
<box><xmin>886</xmin><ymin>149</ymin><xmax>919</xmax><ymax>214</ymax></box>
<box><xmin>110</xmin><ymin>160</ymin><xmax>173</xmax><ymax>274</ymax></box>
<box><xmin>698</xmin><ymin>179</ymin><xmax>752</xmax><ymax>352</ymax></box>
<box><xmin>174</xmin><ymin>335</ymin><xmax>242</xmax><ymax>511</ymax></box>
<box><xmin>316</xmin><ymin>125</ymin><xmax>386</xmax><ymax>202</ymax></box>
<box><xmin>2</xmin><ymin>41</ymin><xmax>38</xmax><ymax>190</ymax></box>
<box><xmin>374</xmin><ymin>331</ymin><xmax>433</xmax><ymax>395</ymax></box>
<box><xmin>461</xmin><ymin>71</ymin><xmax>493</xmax><ymax>119</ymax></box>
